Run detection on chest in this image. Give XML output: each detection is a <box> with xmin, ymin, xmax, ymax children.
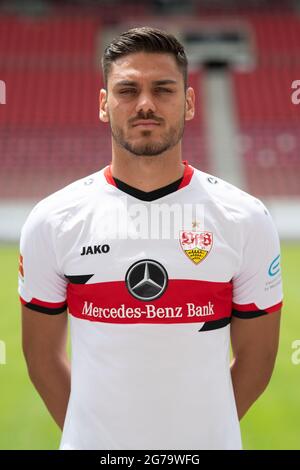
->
<box><xmin>60</xmin><ymin>200</ymin><xmax>240</xmax><ymax>284</ymax></box>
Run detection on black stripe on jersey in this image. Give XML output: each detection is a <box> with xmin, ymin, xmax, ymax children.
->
<box><xmin>112</xmin><ymin>176</ymin><xmax>183</xmax><ymax>201</ymax></box>
<box><xmin>64</xmin><ymin>274</ymin><xmax>94</xmax><ymax>284</ymax></box>
<box><xmin>25</xmin><ymin>302</ymin><xmax>67</xmax><ymax>315</ymax></box>
<box><xmin>198</xmin><ymin>317</ymin><xmax>231</xmax><ymax>332</ymax></box>
<box><xmin>232</xmin><ymin>309</ymin><xmax>267</xmax><ymax>319</ymax></box>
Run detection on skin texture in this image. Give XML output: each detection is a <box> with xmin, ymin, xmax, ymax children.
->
<box><xmin>230</xmin><ymin>310</ymin><xmax>281</xmax><ymax>419</ymax></box>
<box><xmin>22</xmin><ymin>307</ymin><xmax>70</xmax><ymax>429</ymax></box>
<box><xmin>22</xmin><ymin>51</ymin><xmax>281</xmax><ymax>430</ymax></box>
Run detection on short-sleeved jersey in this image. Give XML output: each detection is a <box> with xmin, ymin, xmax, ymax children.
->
<box><xmin>18</xmin><ymin>161</ymin><xmax>283</xmax><ymax>450</ymax></box>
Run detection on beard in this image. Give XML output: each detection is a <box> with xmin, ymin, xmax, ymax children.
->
<box><xmin>109</xmin><ymin>113</ymin><xmax>185</xmax><ymax>157</ymax></box>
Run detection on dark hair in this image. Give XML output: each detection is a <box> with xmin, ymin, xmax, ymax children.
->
<box><xmin>102</xmin><ymin>27</ymin><xmax>188</xmax><ymax>89</ymax></box>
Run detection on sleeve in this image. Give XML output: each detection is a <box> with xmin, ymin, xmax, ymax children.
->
<box><xmin>232</xmin><ymin>202</ymin><xmax>283</xmax><ymax>319</ymax></box>
<box><xmin>18</xmin><ymin>203</ymin><xmax>68</xmax><ymax>315</ymax></box>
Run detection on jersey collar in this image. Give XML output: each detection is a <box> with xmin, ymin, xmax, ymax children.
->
<box><xmin>104</xmin><ymin>160</ymin><xmax>194</xmax><ymax>191</ymax></box>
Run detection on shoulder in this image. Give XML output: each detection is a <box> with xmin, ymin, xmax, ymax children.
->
<box><xmin>21</xmin><ymin>170</ymin><xmax>104</xmax><ymax>236</ymax></box>
<box><xmin>192</xmin><ymin>167</ymin><xmax>271</xmax><ymax>226</ymax></box>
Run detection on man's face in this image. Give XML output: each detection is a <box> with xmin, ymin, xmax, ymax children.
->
<box><xmin>99</xmin><ymin>52</ymin><xmax>195</xmax><ymax>157</ymax></box>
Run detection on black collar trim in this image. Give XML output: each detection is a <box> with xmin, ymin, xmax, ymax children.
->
<box><xmin>112</xmin><ymin>176</ymin><xmax>184</xmax><ymax>201</ymax></box>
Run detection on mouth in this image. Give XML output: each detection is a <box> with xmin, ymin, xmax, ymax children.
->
<box><xmin>132</xmin><ymin>120</ymin><xmax>161</xmax><ymax>128</ymax></box>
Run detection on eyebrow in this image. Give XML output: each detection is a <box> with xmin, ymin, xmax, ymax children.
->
<box><xmin>114</xmin><ymin>79</ymin><xmax>178</xmax><ymax>87</ymax></box>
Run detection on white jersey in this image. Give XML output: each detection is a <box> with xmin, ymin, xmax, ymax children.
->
<box><xmin>18</xmin><ymin>161</ymin><xmax>283</xmax><ymax>450</ymax></box>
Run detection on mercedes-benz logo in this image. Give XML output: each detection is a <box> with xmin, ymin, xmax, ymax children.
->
<box><xmin>125</xmin><ymin>259</ymin><xmax>168</xmax><ymax>301</ymax></box>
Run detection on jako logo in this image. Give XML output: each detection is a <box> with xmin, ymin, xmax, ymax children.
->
<box><xmin>80</xmin><ymin>244</ymin><xmax>110</xmax><ymax>256</ymax></box>
<box><xmin>268</xmin><ymin>255</ymin><xmax>281</xmax><ymax>277</ymax></box>
<box><xmin>0</xmin><ymin>80</ymin><xmax>6</xmax><ymax>104</ymax></box>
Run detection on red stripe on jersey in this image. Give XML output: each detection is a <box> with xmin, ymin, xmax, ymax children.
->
<box><xmin>264</xmin><ymin>301</ymin><xmax>283</xmax><ymax>313</ymax></box>
<box><xmin>19</xmin><ymin>295</ymin><xmax>67</xmax><ymax>309</ymax></box>
<box><xmin>178</xmin><ymin>160</ymin><xmax>194</xmax><ymax>189</ymax></box>
<box><xmin>67</xmin><ymin>279</ymin><xmax>232</xmax><ymax>324</ymax></box>
<box><xmin>103</xmin><ymin>165</ymin><xmax>117</xmax><ymax>187</ymax></box>
<box><xmin>104</xmin><ymin>161</ymin><xmax>194</xmax><ymax>191</ymax></box>
<box><xmin>232</xmin><ymin>301</ymin><xmax>283</xmax><ymax>314</ymax></box>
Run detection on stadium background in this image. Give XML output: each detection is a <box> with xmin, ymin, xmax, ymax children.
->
<box><xmin>0</xmin><ymin>0</ymin><xmax>299</xmax><ymax>450</ymax></box>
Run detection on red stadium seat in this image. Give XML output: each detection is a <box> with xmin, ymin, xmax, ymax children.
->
<box><xmin>233</xmin><ymin>66</ymin><xmax>300</xmax><ymax>196</ymax></box>
<box><xmin>1</xmin><ymin>11</ymin><xmax>299</xmax><ymax>198</ymax></box>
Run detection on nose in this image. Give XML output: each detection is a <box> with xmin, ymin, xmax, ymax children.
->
<box><xmin>135</xmin><ymin>91</ymin><xmax>156</xmax><ymax>115</ymax></box>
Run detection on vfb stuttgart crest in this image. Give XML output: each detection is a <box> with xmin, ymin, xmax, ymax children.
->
<box><xmin>180</xmin><ymin>231</ymin><xmax>213</xmax><ymax>265</ymax></box>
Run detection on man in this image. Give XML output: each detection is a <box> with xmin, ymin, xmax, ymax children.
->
<box><xmin>19</xmin><ymin>27</ymin><xmax>283</xmax><ymax>450</ymax></box>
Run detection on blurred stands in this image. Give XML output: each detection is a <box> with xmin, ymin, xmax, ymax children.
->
<box><xmin>0</xmin><ymin>9</ymin><xmax>208</xmax><ymax>199</ymax></box>
<box><xmin>0</xmin><ymin>3</ymin><xmax>299</xmax><ymax>200</ymax></box>
<box><xmin>232</xmin><ymin>14</ymin><xmax>300</xmax><ymax>197</ymax></box>
<box><xmin>233</xmin><ymin>65</ymin><xmax>300</xmax><ymax>197</ymax></box>
<box><xmin>0</xmin><ymin>14</ymin><xmax>107</xmax><ymax>198</ymax></box>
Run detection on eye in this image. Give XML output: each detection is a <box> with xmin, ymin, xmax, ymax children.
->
<box><xmin>155</xmin><ymin>88</ymin><xmax>173</xmax><ymax>93</ymax></box>
<box><xmin>119</xmin><ymin>89</ymin><xmax>137</xmax><ymax>95</ymax></box>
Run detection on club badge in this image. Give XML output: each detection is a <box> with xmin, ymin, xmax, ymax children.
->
<box><xmin>180</xmin><ymin>230</ymin><xmax>213</xmax><ymax>265</ymax></box>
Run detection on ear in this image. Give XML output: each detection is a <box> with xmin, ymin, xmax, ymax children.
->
<box><xmin>99</xmin><ymin>88</ymin><xmax>109</xmax><ymax>122</ymax></box>
<box><xmin>185</xmin><ymin>87</ymin><xmax>195</xmax><ymax>121</ymax></box>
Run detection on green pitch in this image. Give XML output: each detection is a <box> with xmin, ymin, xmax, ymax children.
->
<box><xmin>0</xmin><ymin>244</ymin><xmax>299</xmax><ymax>449</ymax></box>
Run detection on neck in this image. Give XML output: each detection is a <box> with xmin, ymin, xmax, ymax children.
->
<box><xmin>110</xmin><ymin>141</ymin><xmax>185</xmax><ymax>192</ymax></box>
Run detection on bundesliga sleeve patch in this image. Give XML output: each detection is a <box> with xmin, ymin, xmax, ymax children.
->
<box><xmin>18</xmin><ymin>254</ymin><xmax>24</xmax><ymax>281</ymax></box>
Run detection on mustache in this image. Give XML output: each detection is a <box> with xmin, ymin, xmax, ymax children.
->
<box><xmin>129</xmin><ymin>113</ymin><xmax>164</xmax><ymax>126</ymax></box>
